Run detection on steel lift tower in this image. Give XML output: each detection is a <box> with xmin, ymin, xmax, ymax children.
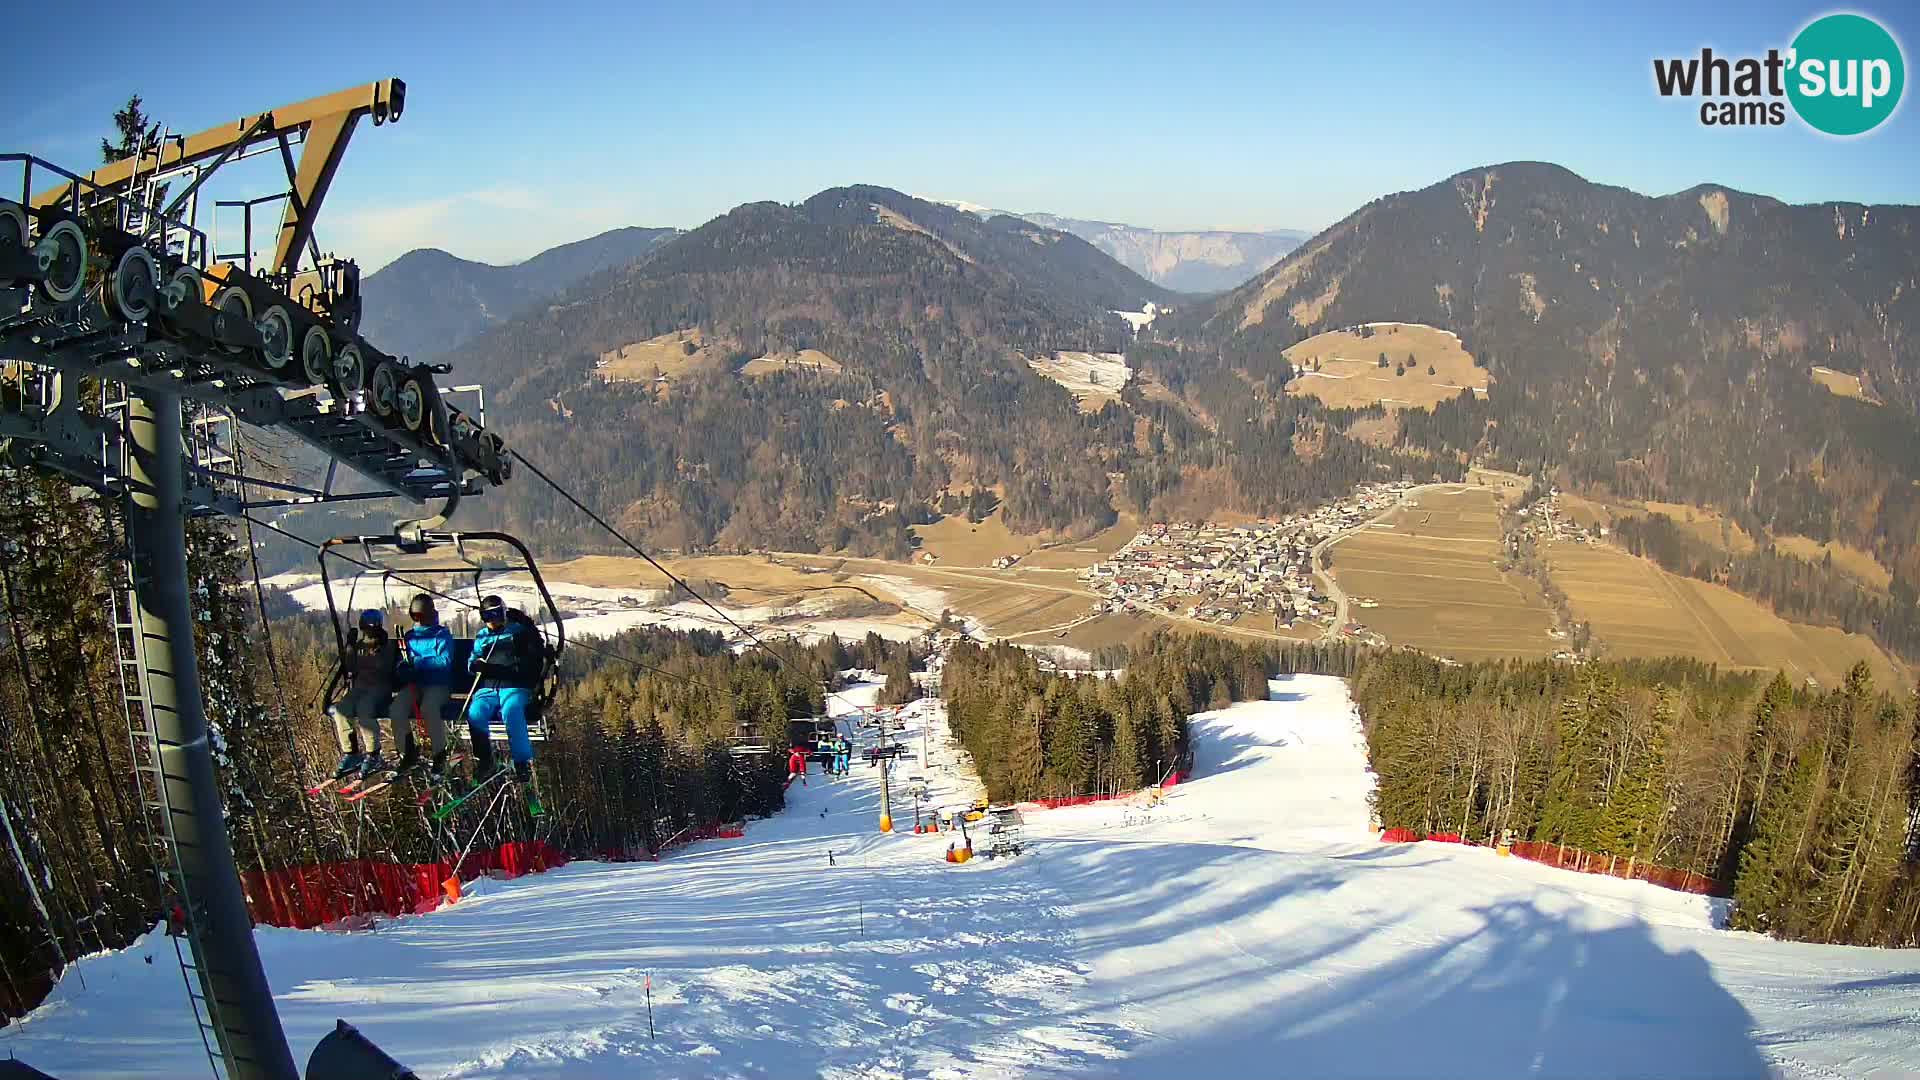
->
<box><xmin>2</xmin><ymin>80</ymin><xmax>508</xmax><ymax>1080</ymax></box>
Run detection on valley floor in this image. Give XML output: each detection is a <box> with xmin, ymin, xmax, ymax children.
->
<box><xmin>8</xmin><ymin>678</ymin><xmax>1919</xmax><ymax>1078</ymax></box>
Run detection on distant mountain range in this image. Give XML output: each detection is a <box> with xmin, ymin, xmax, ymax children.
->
<box><xmin>935</xmin><ymin>200</ymin><xmax>1309</xmax><ymax>293</ymax></box>
<box><xmin>358</xmin><ymin>226</ymin><xmax>681</xmax><ymax>360</ymax></box>
<box><xmin>364</xmin><ymin>167</ymin><xmax>1920</xmax><ymax>648</ymax></box>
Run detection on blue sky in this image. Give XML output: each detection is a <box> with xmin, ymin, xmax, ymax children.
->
<box><xmin>4</xmin><ymin>0</ymin><xmax>1914</xmax><ymax>272</ymax></box>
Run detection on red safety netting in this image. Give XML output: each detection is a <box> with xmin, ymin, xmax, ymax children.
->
<box><xmin>1023</xmin><ymin>772</ymin><xmax>1184</xmax><ymax>812</ymax></box>
<box><xmin>240</xmin><ymin>840</ymin><xmax>568</xmax><ymax>929</ymax></box>
<box><xmin>1508</xmin><ymin>840</ymin><xmax>1723</xmax><ymax>896</ymax></box>
<box><xmin>1374</xmin><ymin>830</ymin><xmax>1723</xmax><ymax>896</ymax></box>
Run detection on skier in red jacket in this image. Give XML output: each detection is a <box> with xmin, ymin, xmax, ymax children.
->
<box><xmin>787</xmin><ymin>746</ymin><xmax>808</xmax><ymax>787</ymax></box>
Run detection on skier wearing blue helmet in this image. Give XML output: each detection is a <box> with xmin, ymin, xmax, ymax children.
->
<box><xmin>328</xmin><ymin>607</ymin><xmax>399</xmax><ymax>781</ymax></box>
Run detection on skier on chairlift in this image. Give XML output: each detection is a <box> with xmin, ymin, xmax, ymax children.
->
<box><xmin>330</xmin><ymin>609</ymin><xmax>399</xmax><ymax>780</ymax></box>
<box><xmin>467</xmin><ymin>594</ymin><xmax>543</xmax><ymax>785</ymax></box>
<box><xmin>391</xmin><ymin>593</ymin><xmax>456</xmax><ymax>782</ymax></box>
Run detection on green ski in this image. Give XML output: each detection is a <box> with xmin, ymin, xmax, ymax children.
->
<box><xmin>431</xmin><ymin>765</ymin><xmax>510</xmax><ymax>821</ymax></box>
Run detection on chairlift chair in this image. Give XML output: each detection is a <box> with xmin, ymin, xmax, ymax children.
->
<box><xmin>318</xmin><ymin>525</ymin><xmax>565</xmax><ymax>748</ymax></box>
<box><xmin>727</xmin><ymin>719</ymin><xmax>774</xmax><ymax>756</ymax></box>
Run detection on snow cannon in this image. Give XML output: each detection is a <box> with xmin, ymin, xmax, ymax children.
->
<box><xmin>305</xmin><ymin>1019</ymin><xmax>419</xmax><ymax>1080</ymax></box>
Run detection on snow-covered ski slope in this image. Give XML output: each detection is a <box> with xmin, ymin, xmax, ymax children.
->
<box><xmin>9</xmin><ymin>676</ymin><xmax>1920</xmax><ymax>1078</ymax></box>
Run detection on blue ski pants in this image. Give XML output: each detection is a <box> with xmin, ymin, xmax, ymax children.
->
<box><xmin>468</xmin><ymin>686</ymin><xmax>534</xmax><ymax>766</ymax></box>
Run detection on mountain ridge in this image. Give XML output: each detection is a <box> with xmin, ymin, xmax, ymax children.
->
<box><xmin>359</xmin><ymin>225</ymin><xmax>681</xmax><ymax>360</ymax></box>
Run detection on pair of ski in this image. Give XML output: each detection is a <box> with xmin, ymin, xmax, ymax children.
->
<box><xmin>428</xmin><ymin>762</ymin><xmax>543</xmax><ymax>820</ymax></box>
<box><xmin>305</xmin><ymin>756</ymin><xmax>466</xmax><ymax>804</ymax></box>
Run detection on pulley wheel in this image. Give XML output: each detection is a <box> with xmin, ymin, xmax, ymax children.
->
<box><xmin>334</xmin><ymin>343</ymin><xmax>367</xmax><ymax>395</ymax></box>
<box><xmin>212</xmin><ymin>286</ymin><xmax>253</xmax><ymax>353</ymax></box>
<box><xmin>301</xmin><ymin>326</ymin><xmax>333</xmax><ymax>386</ymax></box>
<box><xmin>0</xmin><ymin>202</ymin><xmax>27</xmax><ymax>254</ymax></box>
<box><xmin>109</xmin><ymin>245</ymin><xmax>159</xmax><ymax>322</ymax></box>
<box><xmin>370</xmin><ymin>360</ymin><xmax>398</xmax><ymax>417</ymax></box>
<box><xmin>162</xmin><ymin>265</ymin><xmax>203</xmax><ymax>312</ymax></box>
<box><xmin>257</xmin><ymin>305</ymin><xmax>294</xmax><ymax>370</ymax></box>
<box><xmin>397</xmin><ymin>374</ymin><xmax>428</xmax><ymax>434</ymax></box>
<box><xmin>449</xmin><ymin>409</ymin><xmax>478</xmax><ymax>444</ymax></box>
<box><xmin>35</xmin><ymin>220</ymin><xmax>87</xmax><ymax>303</ymax></box>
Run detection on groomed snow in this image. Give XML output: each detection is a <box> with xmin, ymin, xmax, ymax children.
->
<box><xmin>8</xmin><ymin>677</ymin><xmax>1919</xmax><ymax>1078</ymax></box>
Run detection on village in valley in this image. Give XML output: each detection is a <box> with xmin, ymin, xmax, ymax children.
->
<box><xmin>1077</xmin><ymin>481</ymin><xmax>1416</xmax><ymax>630</ymax></box>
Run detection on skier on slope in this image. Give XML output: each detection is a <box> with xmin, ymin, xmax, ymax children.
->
<box><xmin>466</xmin><ymin>594</ymin><xmax>544</xmax><ymax>785</ymax></box>
<box><xmin>390</xmin><ymin>593</ymin><xmax>456</xmax><ymax>782</ymax></box>
<box><xmin>329</xmin><ymin>609</ymin><xmax>399</xmax><ymax>780</ymax></box>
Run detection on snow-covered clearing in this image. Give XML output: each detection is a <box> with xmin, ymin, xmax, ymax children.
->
<box><xmin>1026</xmin><ymin>352</ymin><xmax>1132</xmax><ymax>400</ymax></box>
<box><xmin>10</xmin><ymin>677</ymin><xmax>1919</xmax><ymax>1078</ymax></box>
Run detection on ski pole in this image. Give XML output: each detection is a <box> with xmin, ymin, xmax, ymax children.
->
<box><xmin>449</xmin><ymin>640</ymin><xmax>498</xmax><ymax>762</ymax></box>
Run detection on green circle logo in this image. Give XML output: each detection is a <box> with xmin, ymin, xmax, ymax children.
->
<box><xmin>1788</xmin><ymin>13</ymin><xmax>1905</xmax><ymax>136</ymax></box>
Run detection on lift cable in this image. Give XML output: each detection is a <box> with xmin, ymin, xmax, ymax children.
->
<box><xmin>230</xmin><ymin>429</ymin><xmax>332</xmax><ymax>858</ymax></box>
<box><xmin>506</xmin><ymin>448</ymin><xmax>879</xmax><ymax>716</ymax></box>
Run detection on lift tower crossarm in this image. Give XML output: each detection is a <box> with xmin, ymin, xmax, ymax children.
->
<box><xmin>30</xmin><ymin>79</ymin><xmax>405</xmax><ymax>275</ymax></box>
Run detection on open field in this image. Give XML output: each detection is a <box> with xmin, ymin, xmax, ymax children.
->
<box><xmin>909</xmin><ymin>507</ymin><xmax>1042</xmax><ymax>565</ymax></box>
<box><xmin>738</xmin><ymin>349</ymin><xmax>843</xmax><ymax>378</ymax></box>
<box><xmin>1465</xmin><ymin>466</ymin><xmax>1531</xmax><ymax>503</ymax></box>
<box><xmin>1283</xmin><ymin>322</ymin><xmax>1489</xmax><ymax>411</ymax></box>
<box><xmin>1010</xmin><ymin>611</ymin><xmax>1161</xmax><ymax>652</ymax></box>
<box><xmin>545</xmin><ymin>553</ymin><xmax>846</xmax><ymax>599</ymax></box>
<box><xmin>1811</xmin><ymin>365</ymin><xmax>1877</xmax><ymax>403</ymax></box>
<box><xmin>1770</xmin><ymin>535</ymin><xmax>1894</xmax><ymax>590</ymax></box>
<box><xmin>781</xmin><ymin>556</ymin><xmax>1102</xmax><ymax>637</ymax></box>
<box><xmin>595</xmin><ymin>328</ymin><xmax>730</xmax><ymax>383</ymax></box>
<box><xmin>1330</xmin><ymin>487</ymin><xmax>1557</xmax><ymax>660</ymax></box>
<box><xmin>1543</xmin><ymin>540</ymin><xmax>1906</xmax><ymax>688</ymax></box>
<box><xmin>1018</xmin><ymin>513</ymin><xmax>1142</xmax><ymax>570</ymax></box>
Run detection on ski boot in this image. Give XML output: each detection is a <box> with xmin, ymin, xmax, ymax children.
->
<box><xmin>394</xmin><ymin>737</ymin><xmax>421</xmax><ymax>777</ymax></box>
<box><xmin>513</xmin><ymin>761</ymin><xmax>542</xmax><ymax>816</ymax></box>
<box><xmin>428</xmin><ymin>749</ymin><xmax>450</xmax><ymax>786</ymax></box>
<box><xmin>358</xmin><ymin>752</ymin><xmax>389</xmax><ymax>782</ymax></box>
<box><xmin>333</xmin><ymin>752</ymin><xmax>363</xmax><ymax>781</ymax></box>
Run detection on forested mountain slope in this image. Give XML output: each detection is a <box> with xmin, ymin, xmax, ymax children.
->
<box><xmin>432</xmin><ymin>185</ymin><xmax>1352</xmax><ymax>557</ymax></box>
<box><xmin>359</xmin><ymin>226</ymin><xmax>680</xmax><ymax>360</ymax></box>
<box><xmin>1144</xmin><ymin>162</ymin><xmax>1920</xmax><ymax>655</ymax></box>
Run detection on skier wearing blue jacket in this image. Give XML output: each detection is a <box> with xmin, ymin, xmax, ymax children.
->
<box><xmin>390</xmin><ymin>593</ymin><xmax>456</xmax><ymax>781</ymax></box>
<box><xmin>467</xmin><ymin>594</ymin><xmax>544</xmax><ymax>784</ymax></box>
